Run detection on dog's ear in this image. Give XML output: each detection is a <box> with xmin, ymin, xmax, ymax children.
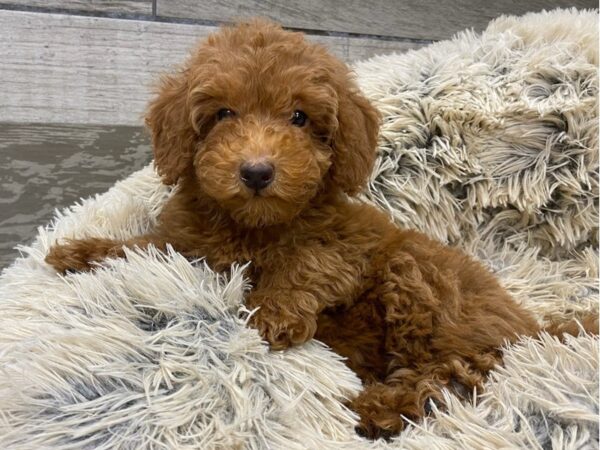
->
<box><xmin>145</xmin><ymin>72</ymin><xmax>197</xmax><ymax>185</ymax></box>
<box><xmin>330</xmin><ymin>85</ymin><xmax>380</xmax><ymax>195</ymax></box>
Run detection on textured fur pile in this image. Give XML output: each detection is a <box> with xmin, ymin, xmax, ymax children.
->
<box><xmin>0</xmin><ymin>8</ymin><xmax>598</xmax><ymax>449</ymax></box>
<box><xmin>354</xmin><ymin>8</ymin><xmax>598</xmax><ymax>328</ymax></box>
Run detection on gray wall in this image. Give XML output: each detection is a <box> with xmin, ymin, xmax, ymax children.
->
<box><xmin>0</xmin><ymin>1</ymin><xmax>596</xmax><ymax>267</ymax></box>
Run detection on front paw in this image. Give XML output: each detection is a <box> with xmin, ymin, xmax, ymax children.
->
<box><xmin>248</xmin><ymin>300</ymin><xmax>317</xmax><ymax>350</ymax></box>
<box><xmin>45</xmin><ymin>238</ymin><xmax>122</xmax><ymax>274</ymax></box>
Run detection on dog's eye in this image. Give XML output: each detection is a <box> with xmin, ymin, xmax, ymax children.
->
<box><xmin>217</xmin><ymin>108</ymin><xmax>236</xmax><ymax>121</ymax></box>
<box><xmin>290</xmin><ymin>110</ymin><xmax>308</xmax><ymax>127</ymax></box>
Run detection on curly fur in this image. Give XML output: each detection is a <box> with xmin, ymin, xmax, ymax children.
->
<box><xmin>45</xmin><ymin>19</ymin><xmax>596</xmax><ymax>438</ymax></box>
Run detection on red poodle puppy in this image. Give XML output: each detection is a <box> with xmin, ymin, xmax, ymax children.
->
<box><xmin>46</xmin><ymin>20</ymin><xmax>591</xmax><ymax>438</ymax></box>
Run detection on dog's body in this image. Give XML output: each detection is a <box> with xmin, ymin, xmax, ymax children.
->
<box><xmin>47</xmin><ymin>186</ymin><xmax>538</xmax><ymax>436</ymax></box>
<box><xmin>45</xmin><ymin>20</ymin><xmax>592</xmax><ymax>438</ymax></box>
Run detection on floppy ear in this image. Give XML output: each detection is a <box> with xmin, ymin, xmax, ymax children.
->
<box><xmin>330</xmin><ymin>86</ymin><xmax>380</xmax><ymax>195</ymax></box>
<box><xmin>145</xmin><ymin>72</ymin><xmax>197</xmax><ymax>185</ymax></box>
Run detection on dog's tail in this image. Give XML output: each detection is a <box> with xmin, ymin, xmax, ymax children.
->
<box><xmin>541</xmin><ymin>313</ymin><xmax>598</xmax><ymax>340</ymax></box>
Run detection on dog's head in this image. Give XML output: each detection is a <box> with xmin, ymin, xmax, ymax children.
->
<box><xmin>146</xmin><ymin>20</ymin><xmax>380</xmax><ymax>227</ymax></box>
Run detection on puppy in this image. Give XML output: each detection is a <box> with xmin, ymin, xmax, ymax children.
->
<box><xmin>45</xmin><ymin>20</ymin><xmax>594</xmax><ymax>439</ymax></box>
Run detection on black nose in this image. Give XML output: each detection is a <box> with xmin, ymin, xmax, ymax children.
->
<box><xmin>240</xmin><ymin>162</ymin><xmax>274</xmax><ymax>191</ymax></box>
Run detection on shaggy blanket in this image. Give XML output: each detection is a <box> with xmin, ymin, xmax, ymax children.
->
<box><xmin>0</xmin><ymin>8</ymin><xmax>598</xmax><ymax>450</ymax></box>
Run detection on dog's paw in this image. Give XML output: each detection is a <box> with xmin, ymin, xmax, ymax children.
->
<box><xmin>351</xmin><ymin>398</ymin><xmax>406</xmax><ymax>441</ymax></box>
<box><xmin>45</xmin><ymin>242</ymin><xmax>95</xmax><ymax>273</ymax></box>
<box><xmin>350</xmin><ymin>382</ymin><xmax>444</xmax><ymax>440</ymax></box>
<box><xmin>349</xmin><ymin>381</ymin><xmax>434</xmax><ymax>441</ymax></box>
<box><xmin>248</xmin><ymin>302</ymin><xmax>317</xmax><ymax>350</ymax></box>
<box><xmin>45</xmin><ymin>238</ymin><xmax>123</xmax><ymax>274</ymax></box>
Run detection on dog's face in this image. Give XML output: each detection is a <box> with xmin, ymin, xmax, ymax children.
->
<box><xmin>147</xmin><ymin>20</ymin><xmax>380</xmax><ymax>227</ymax></box>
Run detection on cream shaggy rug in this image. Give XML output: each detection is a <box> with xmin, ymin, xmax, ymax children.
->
<box><xmin>1</xmin><ymin>8</ymin><xmax>598</xmax><ymax>450</ymax></box>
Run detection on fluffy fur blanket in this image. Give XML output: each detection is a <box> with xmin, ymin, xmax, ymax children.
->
<box><xmin>1</xmin><ymin>8</ymin><xmax>597</xmax><ymax>449</ymax></box>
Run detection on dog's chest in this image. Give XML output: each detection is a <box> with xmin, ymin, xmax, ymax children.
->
<box><xmin>194</xmin><ymin>228</ymin><xmax>274</xmax><ymax>273</ymax></box>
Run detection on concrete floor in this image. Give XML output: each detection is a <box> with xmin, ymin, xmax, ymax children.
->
<box><xmin>0</xmin><ymin>124</ymin><xmax>151</xmax><ymax>268</ymax></box>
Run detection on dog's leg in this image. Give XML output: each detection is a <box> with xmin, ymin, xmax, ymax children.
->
<box><xmin>45</xmin><ymin>234</ymin><xmax>170</xmax><ymax>273</ymax></box>
<box><xmin>247</xmin><ymin>245</ymin><xmax>367</xmax><ymax>350</ymax></box>
<box><xmin>315</xmin><ymin>298</ymin><xmax>388</xmax><ymax>383</ymax></box>
<box><xmin>351</xmin><ymin>246</ymin><xmax>532</xmax><ymax>439</ymax></box>
<box><xmin>351</xmin><ymin>354</ymin><xmax>492</xmax><ymax>440</ymax></box>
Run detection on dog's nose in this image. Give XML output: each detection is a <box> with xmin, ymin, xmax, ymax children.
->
<box><xmin>240</xmin><ymin>162</ymin><xmax>274</xmax><ymax>191</ymax></box>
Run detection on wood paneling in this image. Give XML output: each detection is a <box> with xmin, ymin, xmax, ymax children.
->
<box><xmin>0</xmin><ymin>10</ymin><xmax>423</xmax><ymax>125</ymax></box>
<box><xmin>0</xmin><ymin>123</ymin><xmax>151</xmax><ymax>268</ymax></box>
<box><xmin>0</xmin><ymin>0</ymin><xmax>152</xmax><ymax>15</ymax></box>
<box><xmin>158</xmin><ymin>0</ymin><xmax>598</xmax><ymax>41</ymax></box>
<box><xmin>0</xmin><ymin>10</ymin><xmax>205</xmax><ymax>126</ymax></box>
